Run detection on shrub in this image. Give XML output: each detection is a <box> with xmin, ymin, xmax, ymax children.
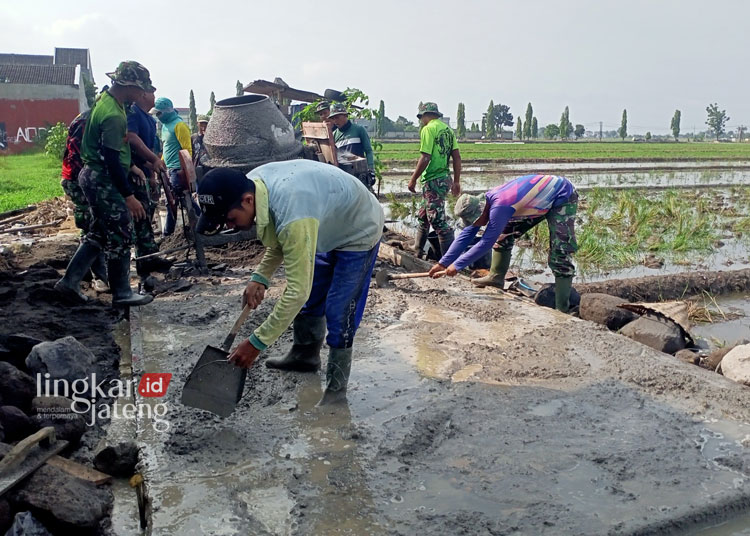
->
<box><xmin>44</xmin><ymin>122</ymin><xmax>68</xmax><ymax>160</ymax></box>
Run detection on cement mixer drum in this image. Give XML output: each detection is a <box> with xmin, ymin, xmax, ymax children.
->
<box><xmin>202</xmin><ymin>94</ymin><xmax>303</xmax><ymax>173</ymax></box>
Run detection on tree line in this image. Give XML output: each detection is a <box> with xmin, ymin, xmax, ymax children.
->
<box><xmin>373</xmin><ymin>100</ymin><xmax>736</xmax><ymax>142</ymax></box>
<box><xmin>184</xmin><ymin>82</ymin><xmax>736</xmax><ymax>142</ymax></box>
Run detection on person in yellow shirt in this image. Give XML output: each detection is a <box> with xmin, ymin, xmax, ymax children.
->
<box><xmin>151</xmin><ymin>97</ymin><xmax>200</xmax><ymax>235</ymax></box>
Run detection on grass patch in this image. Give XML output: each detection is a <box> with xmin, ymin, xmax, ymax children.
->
<box><xmin>522</xmin><ymin>188</ymin><xmax>721</xmax><ymax>273</ymax></box>
<box><xmin>379</xmin><ymin>141</ymin><xmax>750</xmax><ymax>163</ymax></box>
<box><xmin>0</xmin><ymin>152</ymin><xmax>62</xmax><ymax>212</ymax></box>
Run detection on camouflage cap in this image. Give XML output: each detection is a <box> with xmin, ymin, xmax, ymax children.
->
<box><xmin>315</xmin><ymin>100</ymin><xmax>330</xmax><ymax>113</ymax></box>
<box><xmin>197</xmin><ymin>114</ymin><xmax>210</xmax><ymax>123</ymax></box>
<box><xmin>329</xmin><ymin>102</ymin><xmax>348</xmax><ymax>117</ymax></box>
<box><xmin>106</xmin><ymin>61</ymin><xmax>155</xmax><ymax>92</ymax></box>
<box><xmin>417</xmin><ymin>102</ymin><xmax>442</xmax><ymax>118</ymax></box>
<box><xmin>454</xmin><ymin>193</ymin><xmax>486</xmax><ymax>228</ymax></box>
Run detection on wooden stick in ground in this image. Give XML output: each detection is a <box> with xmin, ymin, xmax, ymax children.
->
<box><xmin>0</xmin><ymin>219</ymin><xmax>64</xmax><ymax>234</ymax></box>
<box><xmin>133</xmin><ymin>244</ymin><xmax>191</xmax><ymax>261</ymax></box>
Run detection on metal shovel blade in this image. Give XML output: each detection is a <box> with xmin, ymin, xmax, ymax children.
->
<box><xmin>375</xmin><ymin>269</ymin><xmax>392</xmax><ymax>288</ymax></box>
<box><xmin>181</xmin><ymin>345</ymin><xmax>247</xmax><ymax>418</ymax></box>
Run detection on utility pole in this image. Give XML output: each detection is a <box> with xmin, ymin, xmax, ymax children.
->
<box><xmin>599</xmin><ymin>121</ymin><xmax>602</xmax><ymax>140</ymax></box>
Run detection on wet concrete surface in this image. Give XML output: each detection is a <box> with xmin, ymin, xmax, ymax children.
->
<box><xmin>120</xmin><ymin>268</ymin><xmax>750</xmax><ymax>535</ymax></box>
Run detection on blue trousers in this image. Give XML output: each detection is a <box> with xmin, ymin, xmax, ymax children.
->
<box><xmin>299</xmin><ymin>243</ymin><xmax>379</xmax><ymax>349</ymax></box>
<box><xmin>164</xmin><ymin>169</ymin><xmax>201</xmax><ymax>236</ymax></box>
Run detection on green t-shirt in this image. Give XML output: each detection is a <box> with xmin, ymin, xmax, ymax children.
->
<box><xmin>419</xmin><ymin>118</ymin><xmax>458</xmax><ymax>183</ymax></box>
<box><xmin>80</xmin><ymin>91</ymin><xmax>130</xmax><ymax>173</ymax></box>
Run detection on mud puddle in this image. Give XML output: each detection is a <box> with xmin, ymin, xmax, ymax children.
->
<box><xmin>692</xmin><ymin>293</ymin><xmax>750</xmax><ymax>347</ymax></box>
<box><xmin>119</xmin><ymin>273</ymin><xmax>750</xmax><ymax>535</ymax></box>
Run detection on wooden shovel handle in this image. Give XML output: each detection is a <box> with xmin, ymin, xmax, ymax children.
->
<box><xmin>389</xmin><ymin>271</ymin><xmax>445</xmax><ymax>280</ymax></box>
<box><xmin>221</xmin><ymin>304</ymin><xmax>253</xmax><ymax>351</ymax></box>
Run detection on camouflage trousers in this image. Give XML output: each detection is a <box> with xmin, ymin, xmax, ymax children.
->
<box><xmin>417</xmin><ymin>175</ymin><xmax>453</xmax><ymax>237</ymax></box>
<box><xmin>79</xmin><ymin>166</ymin><xmax>133</xmax><ymax>260</ymax></box>
<box><xmin>60</xmin><ymin>179</ymin><xmax>91</xmax><ymax>234</ymax></box>
<box><xmin>494</xmin><ymin>191</ymin><xmax>578</xmax><ymax>278</ymax></box>
<box><xmin>130</xmin><ymin>173</ymin><xmax>158</xmax><ymax>258</ymax></box>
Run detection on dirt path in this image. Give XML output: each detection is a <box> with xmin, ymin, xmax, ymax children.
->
<box><xmin>122</xmin><ymin>262</ymin><xmax>750</xmax><ymax>536</ymax></box>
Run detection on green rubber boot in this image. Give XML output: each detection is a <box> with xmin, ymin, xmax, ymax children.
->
<box><xmin>472</xmin><ymin>249</ymin><xmax>512</xmax><ymax>288</ymax></box>
<box><xmin>554</xmin><ymin>276</ymin><xmax>573</xmax><ymax>313</ymax></box>
<box><xmin>317</xmin><ymin>347</ymin><xmax>353</xmax><ymax>406</ymax></box>
<box><xmin>265</xmin><ymin>315</ymin><xmax>326</xmax><ymax>372</ymax></box>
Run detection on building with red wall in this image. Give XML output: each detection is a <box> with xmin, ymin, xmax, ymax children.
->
<box><xmin>0</xmin><ymin>48</ymin><xmax>92</xmax><ymax>154</ymax></box>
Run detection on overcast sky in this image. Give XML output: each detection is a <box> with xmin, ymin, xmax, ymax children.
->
<box><xmin>3</xmin><ymin>0</ymin><xmax>748</xmax><ymax>134</ymax></box>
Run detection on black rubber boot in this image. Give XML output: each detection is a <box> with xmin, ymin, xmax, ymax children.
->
<box><xmin>90</xmin><ymin>252</ymin><xmax>108</xmax><ymax>284</ymax></box>
<box><xmin>437</xmin><ymin>230</ymin><xmax>455</xmax><ymax>259</ymax></box>
<box><xmin>265</xmin><ymin>315</ymin><xmax>326</xmax><ymax>372</ymax></box>
<box><xmin>412</xmin><ymin>229</ymin><xmax>428</xmax><ymax>259</ymax></box>
<box><xmin>317</xmin><ymin>347</ymin><xmax>353</xmax><ymax>406</ymax></box>
<box><xmin>54</xmin><ymin>241</ymin><xmax>101</xmax><ymax>303</ymax></box>
<box><xmin>554</xmin><ymin>276</ymin><xmax>573</xmax><ymax>313</ymax></box>
<box><xmin>472</xmin><ymin>249</ymin><xmax>512</xmax><ymax>288</ymax></box>
<box><xmin>109</xmin><ymin>254</ymin><xmax>154</xmax><ymax>307</ymax></box>
<box><xmin>136</xmin><ymin>256</ymin><xmax>174</xmax><ymax>277</ymax></box>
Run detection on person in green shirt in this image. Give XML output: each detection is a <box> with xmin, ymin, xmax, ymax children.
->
<box><xmin>54</xmin><ymin>61</ymin><xmax>155</xmax><ymax>307</ymax></box>
<box><xmin>407</xmin><ymin>102</ymin><xmax>462</xmax><ymax>260</ymax></box>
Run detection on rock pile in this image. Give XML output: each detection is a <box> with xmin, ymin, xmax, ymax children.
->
<box><xmin>578</xmin><ymin>292</ymin><xmax>749</xmax><ymax>387</ymax></box>
<box><xmin>0</xmin><ymin>334</ymin><xmax>132</xmax><ymax>534</ymax></box>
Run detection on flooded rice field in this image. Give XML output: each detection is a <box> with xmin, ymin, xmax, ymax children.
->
<box><xmin>380</xmin><ymin>167</ymin><xmax>750</xmax><ymax>197</ymax></box>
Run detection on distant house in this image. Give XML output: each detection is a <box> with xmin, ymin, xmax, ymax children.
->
<box><xmin>175</xmin><ymin>107</ymin><xmax>190</xmax><ymax>123</ymax></box>
<box><xmin>0</xmin><ymin>48</ymin><xmax>93</xmax><ymax>153</ymax></box>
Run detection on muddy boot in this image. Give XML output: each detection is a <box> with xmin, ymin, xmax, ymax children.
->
<box><xmin>109</xmin><ymin>254</ymin><xmax>154</xmax><ymax>307</ymax></box>
<box><xmin>54</xmin><ymin>242</ymin><xmax>101</xmax><ymax>303</ymax></box>
<box><xmin>412</xmin><ymin>229</ymin><xmax>428</xmax><ymax>259</ymax></box>
<box><xmin>136</xmin><ymin>256</ymin><xmax>174</xmax><ymax>278</ymax></box>
<box><xmin>437</xmin><ymin>230</ymin><xmax>454</xmax><ymax>259</ymax></box>
<box><xmin>90</xmin><ymin>252</ymin><xmax>109</xmax><ymax>292</ymax></box>
<box><xmin>317</xmin><ymin>347</ymin><xmax>353</xmax><ymax>406</ymax></box>
<box><xmin>554</xmin><ymin>276</ymin><xmax>573</xmax><ymax>313</ymax></box>
<box><xmin>265</xmin><ymin>315</ymin><xmax>325</xmax><ymax>372</ymax></box>
<box><xmin>472</xmin><ymin>249</ymin><xmax>511</xmax><ymax>289</ymax></box>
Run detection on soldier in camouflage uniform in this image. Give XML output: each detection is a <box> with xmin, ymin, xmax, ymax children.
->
<box><xmin>55</xmin><ymin>61</ymin><xmax>156</xmax><ymax>307</ymax></box>
<box><xmin>60</xmin><ymin>110</ymin><xmax>109</xmax><ymax>291</ymax></box>
<box><xmin>428</xmin><ymin>175</ymin><xmax>578</xmax><ymax>313</ymax></box>
<box><xmin>408</xmin><ymin>102</ymin><xmax>462</xmax><ymax>259</ymax></box>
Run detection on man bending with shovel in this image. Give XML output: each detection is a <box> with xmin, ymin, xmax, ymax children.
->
<box><xmin>428</xmin><ymin>174</ymin><xmax>578</xmax><ymax>313</ymax></box>
<box><xmin>195</xmin><ymin>159</ymin><xmax>384</xmax><ymax>405</ymax></box>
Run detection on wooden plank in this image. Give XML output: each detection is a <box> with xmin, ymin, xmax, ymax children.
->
<box><xmin>0</xmin><ymin>205</ymin><xmax>35</xmax><ymax>221</ymax></box>
<box><xmin>0</xmin><ymin>440</ymin><xmax>69</xmax><ymax>496</ymax></box>
<box><xmin>301</xmin><ymin>122</ymin><xmax>331</xmax><ymax>139</ymax></box>
<box><xmin>378</xmin><ymin>241</ymin><xmax>433</xmax><ymax>272</ymax></box>
<box><xmin>47</xmin><ymin>456</ymin><xmax>111</xmax><ymax>485</ymax></box>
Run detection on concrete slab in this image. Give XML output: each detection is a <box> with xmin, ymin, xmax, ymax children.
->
<box><xmin>118</xmin><ymin>270</ymin><xmax>750</xmax><ymax>535</ymax></box>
